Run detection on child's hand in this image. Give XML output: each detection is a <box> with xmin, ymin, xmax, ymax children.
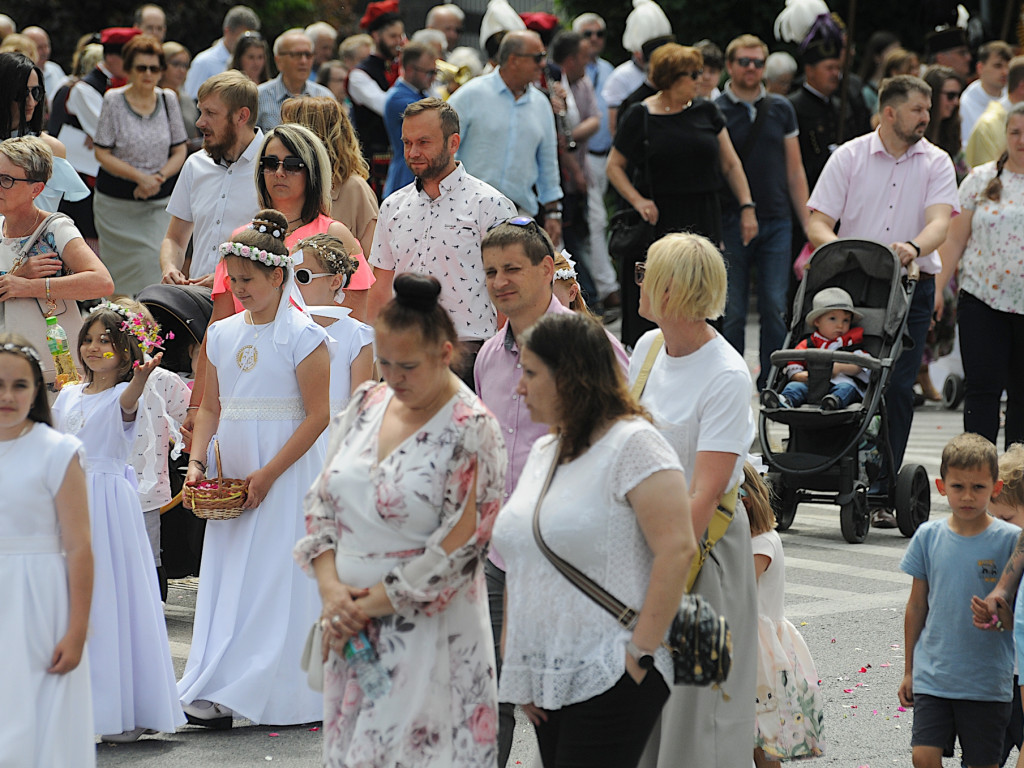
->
<box><xmin>972</xmin><ymin>594</ymin><xmax>1012</xmax><ymax>630</ymax></box>
<box><xmin>132</xmin><ymin>352</ymin><xmax>163</xmax><ymax>383</ymax></box>
<box><xmin>792</xmin><ymin>371</ymin><xmax>809</xmax><ymax>383</ymax></box>
<box><xmin>898</xmin><ymin>673</ymin><xmax>915</xmax><ymax>708</ymax></box>
<box><xmin>183</xmin><ymin>464</ymin><xmax>206</xmax><ymax>508</ymax></box>
<box><xmin>48</xmin><ymin>633</ymin><xmax>85</xmax><ymax>674</ymax></box>
<box><xmin>242</xmin><ymin>467</ymin><xmax>275</xmax><ymax>509</ymax></box>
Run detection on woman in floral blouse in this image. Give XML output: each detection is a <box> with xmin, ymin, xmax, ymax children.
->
<box><xmin>939</xmin><ymin>102</ymin><xmax>1024</xmax><ymax>448</ymax></box>
<box><xmin>294</xmin><ymin>272</ymin><xmax>506</xmax><ymax>768</ymax></box>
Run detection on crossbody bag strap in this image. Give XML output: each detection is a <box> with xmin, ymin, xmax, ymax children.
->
<box><xmin>531</xmin><ymin>437</ymin><xmax>641</xmax><ymax>631</ymax></box>
<box><xmin>684</xmin><ymin>482</ymin><xmax>740</xmax><ymax>593</ymax></box>
<box><xmin>629</xmin><ymin>331</ymin><xmax>664</xmax><ymax>401</ymax></box>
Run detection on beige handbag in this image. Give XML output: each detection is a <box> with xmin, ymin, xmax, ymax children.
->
<box><xmin>300</xmin><ymin>619</ymin><xmax>325</xmax><ymax>692</ymax></box>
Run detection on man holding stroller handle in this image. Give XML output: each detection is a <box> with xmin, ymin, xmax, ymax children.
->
<box><xmin>805</xmin><ymin>74</ymin><xmax>958</xmax><ymax>529</ymax></box>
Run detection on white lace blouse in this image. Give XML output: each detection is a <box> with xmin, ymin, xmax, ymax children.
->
<box><xmin>492</xmin><ymin>418</ymin><xmax>684</xmax><ymax>709</ymax></box>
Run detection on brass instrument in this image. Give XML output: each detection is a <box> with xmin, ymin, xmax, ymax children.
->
<box><xmin>435</xmin><ymin>58</ymin><xmax>473</xmax><ymax>99</ymax></box>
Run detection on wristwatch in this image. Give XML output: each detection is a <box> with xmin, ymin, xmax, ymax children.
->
<box><xmin>908</xmin><ymin>240</ymin><xmax>922</xmax><ymax>258</ymax></box>
<box><xmin>627</xmin><ymin>640</ymin><xmax>655</xmax><ymax>670</ymax></box>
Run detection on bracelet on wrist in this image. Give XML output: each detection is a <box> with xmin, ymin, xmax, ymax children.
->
<box><xmin>188</xmin><ymin>459</ymin><xmax>206</xmax><ymax>472</ymax></box>
<box><xmin>186</xmin><ymin>405</ymin><xmax>200</xmax><ymax>411</ymax></box>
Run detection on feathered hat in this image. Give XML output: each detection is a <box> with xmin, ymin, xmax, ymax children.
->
<box><xmin>774</xmin><ymin>0</ymin><xmax>844</xmax><ymax>65</ymax></box>
<box><xmin>622</xmin><ymin>0</ymin><xmax>673</xmax><ymax>54</ymax></box>
<box><xmin>480</xmin><ymin>0</ymin><xmax>526</xmax><ymax>49</ymax></box>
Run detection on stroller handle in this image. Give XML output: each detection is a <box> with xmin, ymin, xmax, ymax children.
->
<box><xmin>769</xmin><ymin>348</ymin><xmax>882</xmax><ymax>371</ymax></box>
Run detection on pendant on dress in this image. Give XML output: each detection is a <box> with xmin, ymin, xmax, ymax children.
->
<box><xmin>65</xmin><ymin>409</ymin><xmax>85</xmax><ymax>434</ymax></box>
<box><xmin>236</xmin><ymin>344</ymin><xmax>258</xmax><ymax>372</ymax></box>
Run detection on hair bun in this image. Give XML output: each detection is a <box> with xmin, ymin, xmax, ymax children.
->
<box><xmin>393</xmin><ymin>273</ymin><xmax>442</xmax><ymax>312</ymax></box>
<box><xmin>250</xmin><ymin>209</ymin><xmax>289</xmax><ymax>243</ymax></box>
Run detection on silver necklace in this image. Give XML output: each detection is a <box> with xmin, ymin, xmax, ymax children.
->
<box><xmin>65</xmin><ymin>386</ymin><xmax>105</xmax><ymax>435</ymax></box>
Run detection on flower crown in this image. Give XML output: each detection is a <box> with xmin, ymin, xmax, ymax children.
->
<box><xmin>88</xmin><ymin>300</ymin><xmax>173</xmax><ymax>355</ymax></box>
<box><xmin>554</xmin><ymin>250</ymin><xmax>577</xmax><ymax>282</ymax></box>
<box><xmin>0</xmin><ymin>342</ymin><xmax>41</xmax><ymax>363</ymax></box>
<box><xmin>220</xmin><ymin>241</ymin><xmax>293</xmax><ymax>268</ymax></box>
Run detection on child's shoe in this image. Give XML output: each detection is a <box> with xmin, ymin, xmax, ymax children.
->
<box><xmin>761</xmin><ymin>390</ymin><xmax>790</xmax><ymax>409</ymax></box>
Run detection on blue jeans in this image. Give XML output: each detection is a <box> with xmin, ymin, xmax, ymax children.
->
<box><xmin>721</xmin><ymin>214</ymin><xmax>792</xmax><ymax>389</ymax></box>
<box><xmin>781</xmin><ymin>379</ymin><xmax>862</xmax><ymax>408</ymax></box>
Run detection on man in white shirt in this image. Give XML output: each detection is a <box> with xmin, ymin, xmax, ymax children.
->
<box><xmin>160</xmin><ymin>71</ymin><xmax>263</xmax><ymax>286</ymax></box>
<box><xmin>367</xmin><ymin>98</ymin><xmax>516</xmax><ymax>384</ymax></box>
<box><xmin>960</xmin><ymin>40</ymin><xmax>1011</xmax><ymax>149</ymax></box>
<box><xmin>22</xmin><ymin>26</ymin><xmax>64</xmax><ymax>107</ymax></box>
<box><xmin>184</xmin><ymin>5</ymin><xmax>261</xmax><ymax>100</ymax></box>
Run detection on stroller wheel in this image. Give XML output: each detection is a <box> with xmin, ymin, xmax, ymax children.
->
<box><xmin>840</xmin><ymin>489</ymin><xmax>870</xmax><ymax>544</ymax></box>
<box><xmin>895</xmin><ymin>464</ymin><xmax>931</xmax><ymax>537</ymax></box>
<box><xmin>941</xmin><ymin>374</ymin><xmax>965</xmax><ymax>410</ymax></box>
<box><xmin>766</xmin><ymin>473</ymin><xmax>798</xmax><ymax>531</ymax></box>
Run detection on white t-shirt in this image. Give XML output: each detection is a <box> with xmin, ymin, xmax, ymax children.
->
<box><xmin>960</xmin><ymin>79</ymin><xmax>1006</xmax><ymax>150</ymax></box>
<box><xmin>752</xmin><ymin>529</ymin><xmax>785</xmax><ymax>621</ymax></box>
<box><xmin>628</xmin><ymin>330</ymin><xmax>754</xmax><ymax>490</ymax></box>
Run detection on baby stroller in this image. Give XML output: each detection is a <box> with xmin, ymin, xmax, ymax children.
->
<box><xmin>758</xmin><ymin>239</ymin><xmax>931</xmax><ymax>543</ymax></box>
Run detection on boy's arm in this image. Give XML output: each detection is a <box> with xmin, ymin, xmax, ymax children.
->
<box><xmin>972</xmin><ymin>528</ymin><xmax>1024</xmax><ymax>629</ymax></box>
<box><xmin>899</xmin><ymin>577</ymin><xmax>929</xmax><ymax>708</ymax></box>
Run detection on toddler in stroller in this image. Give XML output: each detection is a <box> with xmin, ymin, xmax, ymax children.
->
<box><xmin>762</xmin><ymin>287</ymin><xmax>869</xmax><ymax>411</ymax></box>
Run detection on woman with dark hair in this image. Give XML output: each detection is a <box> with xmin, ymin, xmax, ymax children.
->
<box><xmin>491</xmin><ymin>310</ymin><xmax>695</xmax><ymax>767</ymax></box>
<box><xmin>93</xmin><ymin>33</ymin><xmax>187</xmax><ymax>295</ymax></box>
<box><xmin>858</xmin><ymin>31</ymin><xmax>900</xmax><ymax>113</ymax></box>
<box><xmin>923</xmin><ymin>65</ymin><xmax>967</xmax><ymax>181</ymax></box>
<box><xmin>0</xmin><ymin>52</ymin><xmax>88</xmax><ymax>212</ymax></box>
<box><xmin>295</xmin><ymin>272</ymin><xmax>506</xmax><ymax>767</ymax></box>
<box><xmin>228</xmin><ymin>31</ymin><xmax>271</xmax><ymax>85</ymax></box>
<box><xmin>160</xmin><ymin>42</ymin><xmax>202</xmax><ymax>154</ymax></box>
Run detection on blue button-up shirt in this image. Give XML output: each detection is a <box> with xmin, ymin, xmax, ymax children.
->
<box><xmin>447</xmin><ymin>69</ymin><xmax>562</xmax><ymax>213</ymax></box>
<box><xmin>382</xmin><ymin>78</ymin><xmax>426</xmax><ymax>199</ymax></box>
<box><xmin>586</xmin><ymin>58</ymin><xmax>615</xmax><ymax>154</ymax></box>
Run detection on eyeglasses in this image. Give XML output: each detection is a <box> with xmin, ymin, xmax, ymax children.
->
<box><xmin>677</xmin><ymin>70</ymin><xmax>703</xmax><ymax>81</ymax></box>
<box><xmin>169</xmin><ymin>60</ymin><xmax>190</xmax><ymax>70</ymax></box>
<box><xmin>133</xmin><ymin>64</ymin><xmax>163</xmax><ymax>74</ymax></box>
<box><xmin>280</xmin><ymin>50</ymin><xmax>314</xmax><ymax>59</ymax></box>
<box><xmin>513</xmin><ymin>51</ymin><xmax>547</xmax><ymax>64</ymax></box>
<box><xmin>942</xmin><ymin>90</ymin><xmax>961</xmax><ymax>100</ymax></box>
<box><xmin>410</xmin><ymin>64</ymin><xmax>439</xmax><ymax>77</ymax></box>
<box><xmin>634</xmin><ymin>261</ymin><xmax>646</xmax><ymax>286</ymax></box>
<box><xmin>735</xmin><ymin>56</ymin><xmax>765</xmax><ymax>69</ymax></box>
<box><xmin>0</xmin><ymin>173</ymin><xmax>42</xmax><ymax>189</ymax></box>
<box><xmin>24</xmin><ymin>85</ymin><xmax>42</xmax><ymax>102</ymax></box>
<box><xmin>582</xmin><ymin>30</ymin><xmax>605</xmax><ymax>39</ymax></box>
<box><xmin>488</xmin><ymin>216</ymin><xmax>555</xmax><ymax>258</ymax></box>
<box><xmin>294</xmin><ymin>268</ymin><xmax>333</xmax><ymax>285</ymax></box>
<box><xmin>260</xmin><ymin>155</ymin><xmax>307</xmax><ymax>173</ymax></box>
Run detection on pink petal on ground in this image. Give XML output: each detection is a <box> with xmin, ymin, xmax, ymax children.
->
<box><xmin>872</xmin><ymin>709</ymin><xmax>878</xmax><ymax>714</ymax></box>
<box><xmin>859</xmin><ymin>667</ymin><xmax>868</xmax><ymax>672</ymax></box>
<box><xmin>269</xmin><ymin>733</ymin><xmax>279</xmax><ymax>737</ymax></box>
<box><xmin>308</xmin><ymin>727</ymin><xmax>320</xmax><ymax>731</ymax></box>
<box><xmin>897</xmin><ymin>706</ymin><xmax>907</xmax><ymax>712</ymax></box>
<box><xmin>880</xmin><ymin>663</ymin><xmax>891</xmax><ymax>668</ymax></box>
<box><xmin>843</xmin><ymin>688</ymin><xmax>853</xmax><ymax>693</ymax></box>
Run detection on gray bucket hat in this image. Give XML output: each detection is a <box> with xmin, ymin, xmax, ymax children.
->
<box><xmin>805</xmin><ymin>287</ymin><xmax>863</xmax><ymax>330</ymax></box>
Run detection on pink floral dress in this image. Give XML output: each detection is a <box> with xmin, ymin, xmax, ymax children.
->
<box><xmin>294</xmin><ymin>380</ymin><xmax>506</xmax><ymax>768</ymax></box>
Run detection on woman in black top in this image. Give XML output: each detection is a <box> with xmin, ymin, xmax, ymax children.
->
<box><xmin>608</xmin><ymin>44</ymin><xmax>756</xmax><ymax>347</ymax></box>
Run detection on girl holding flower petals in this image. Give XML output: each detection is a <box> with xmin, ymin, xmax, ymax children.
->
<box><xmin>180</xmin><ymin>209</ymin><xmax>331</xmax><ymax>728</ymax></box>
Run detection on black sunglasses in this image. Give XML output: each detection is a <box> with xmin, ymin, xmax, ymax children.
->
<box><xmin>260</xmin><ymin>155</ymin><xmax>307</xmax><ymax>173</ymax></box>
<box><xmin>513</xmin><ymin>51</ymin><xmax>547</xmax><ymax>64</ymax></box>
<box><xmin>24</xmin><ymin>85</ymin><xmax>42</xmax><ymax>102</ymax></box>
<box><xmin>735</xmin><ymin>56</ymin><xmax>765</xmax><ymax>69</ymax></box>
<box><xmin>677</xmin><ymin>70</ymin><xmax>703</xmax><ymax>81</ymax></box>
<box><xmin>942</xmin><ymin>90</ymin><xmax>961</xmax><ymax>100</ymax></box>
<box><xmin>582</xmin><ymin>30</ymin><xmax>605</xmax><ymax>39</ymax></box>
<box><xmin>133</xmin><ymin>64</ymin><xmax>163</xmax><ymax>74</ymax></box>
<box><xmin>488</xmin><ymin>216</ymin><xmax>555</xmax><ymax>258</ymax></box>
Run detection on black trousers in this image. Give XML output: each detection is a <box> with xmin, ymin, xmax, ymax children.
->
<box><xmin>533</xmin><ymin>671</ymin><xmax>669</xmax><ymax>768</ymax></box>
<box><xmin>485</xmin><ymin>561</ymin><xmax>515</xmax><ymax>768</ymax></box>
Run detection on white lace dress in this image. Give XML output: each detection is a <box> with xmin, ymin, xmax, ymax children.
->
<box><xmin>492</xmin><ymin>418</ymin><xmax>683</xmax><ymax>708</ymax></box>
<box><xmin>177</xmin><ymin>311</ymin><xmax>329</xmax><ymax>725</ymax></box>
<box><xmin>0</xmin><ymin>423</ymin><xmax>94</xmax><ymax>766</ymax></box>
<box><xmin>294</xmin><ymin>381</ymin><xmax>507</xmax><ymax>768</ymax></box>
<box><xmin>52</xmin><ymin>383</ymin><xmax>185</xmax><ymax>736</ymax></box>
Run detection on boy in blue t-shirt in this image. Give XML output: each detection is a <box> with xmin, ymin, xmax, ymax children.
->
<box><xmin>899</xmin><ymin>433</ymin><xmax>1019</xmax><ymax>768</ymax></box>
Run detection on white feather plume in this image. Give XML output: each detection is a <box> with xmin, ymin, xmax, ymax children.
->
<box><xmin>774</xmin><ymin>0</ymin><xmax>831</xmax><ymax>44</ymax></box>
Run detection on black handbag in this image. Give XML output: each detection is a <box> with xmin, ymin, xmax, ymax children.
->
<box><xmin>607</xmin><ymin>107</ymin><xmax>656</xmax><ymax>259</ymax></box>
<box><xmin>531</xmin><ymin>438</ymin><xmax>733</xmax><ymax>687</ymax></box>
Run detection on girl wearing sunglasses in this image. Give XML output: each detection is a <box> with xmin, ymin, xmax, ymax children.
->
<box><xmin>291</xmin><ymin>233</ymin><xmax>374</xmax><ymax>414</ymax></box>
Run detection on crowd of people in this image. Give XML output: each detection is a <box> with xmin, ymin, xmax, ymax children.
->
<box><xmin>3</xmin><ymin>0</ymin><xmax>1024</xmax><ymax>766</ymax></box>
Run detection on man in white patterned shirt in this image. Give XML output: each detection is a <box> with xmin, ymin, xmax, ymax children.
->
<box><xmin>367</xmin><ymin>97</ymin><xmax>516</xmax><ymax>384</ymax></box>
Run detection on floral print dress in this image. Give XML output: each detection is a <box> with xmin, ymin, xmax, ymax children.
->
<box><xmin>295</xmin><ymin>381</ymin><xmax>506</xmax><ymax>768</ymax></box>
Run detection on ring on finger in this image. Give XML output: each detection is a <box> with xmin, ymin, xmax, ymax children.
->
<box><xmin>331</xmin><ymin>615</ymin><xmax>342</xmax><ymax>625</ymax></box>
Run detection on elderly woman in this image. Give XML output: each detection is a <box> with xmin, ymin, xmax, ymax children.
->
<box><xmin>281</xmin><ymin>96</ymin><xmax>379</xmax><ymax>259</ymax></box>
<box><xmin>294</xmin><ymin>273</ymin><xmax>506</xmax><ymax>767</ymax></box>
<box><xmin>628</xmin><ymin>233</ymin><xmax>758</xmax><ymax>768</ymax></box>
<box><xmin>493</xmin><ymin>311</ymin><xmax>695</xmax><ymax>768</ymax></box>
<box><xmin>160</xmin><ymin>42</ymin><xmax>202</xmax><ymax>153</ymax></box>
<box><xmin>93</xmin><ymin>33</ymin><xmax>187</xmax><ymax>296</ymax></box>
<box><xmin>608</xmin><ymin>44</ymin><xmax>757</xmax><ymax>348</ymax></box>
<box><xmin>938</xmin><ymin>102</ymin><xmax>1024</xmax><ymax>449</ymax></box>
<box><xmin>0</xmin><ymin>135</ymin><xmax>113</xmax><ymax>384</ymax></box>
<box><xmin>228</xmin><ymin>31</ymin><xmax>271</xmax><ymax>85</ymax></box>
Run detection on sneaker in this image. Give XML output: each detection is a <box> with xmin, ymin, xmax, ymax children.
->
<box><xmin>183</xmin><ymin>700</ymin><xmax>234</xmax><ymax>730</ymax></box>
<box><xmin>100</xmin><ymin>727</ymin><xmax>147</xmax><ymax>743</ymax></box>
<box><xmin>820</xmin><ymin>394</ymin><xmax>841</xmax><ymax>411</ymax></box>
<box><xmin>870</xmin><ymin>508</ymin><xmax>898</xmax><ymax>529</ymax></box>
<box><xmin>761</xmin><ymin>390</ymin><xmax>787</xmax><ymax>409</ymax></box>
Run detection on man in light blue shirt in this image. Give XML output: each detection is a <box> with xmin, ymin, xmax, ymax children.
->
<box><xmin>447</xmin><ymin>29</ymin><xmax>563</xmax><ymax>245</ymax></box>
<box><xmin>184</xmin><ymin>5</ymin><xmax>261</xmax><ymax>100</ymax></box>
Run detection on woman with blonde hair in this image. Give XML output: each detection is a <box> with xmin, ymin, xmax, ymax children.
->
<box><xmin>629</xmin><ymin>232</ymin><xmax>758</xmax><ymax>768</ymax></box>
<box><xmin>281</xmin><ymin>96</ymin><xmax>378</xmax><ymax>258</ymax></box>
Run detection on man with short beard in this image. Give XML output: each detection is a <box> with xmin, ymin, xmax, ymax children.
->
<box><xmin>367</xmin><ymin>98</ymin><xmax>516</xmax><ymax>386</ymax></box>
<box><xmin>159</xmin><ymin>71</ymin><xmax>262</xmax><ymax>286</ymax></box>
<box><xmin>806</xmin><ymin>75</ymin><xmax>958</xmax><ymax>529</ymax></box>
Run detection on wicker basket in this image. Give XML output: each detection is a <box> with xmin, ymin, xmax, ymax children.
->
<box><xmin>184</xmin><ymin>440</ymin><xmax>248</xmax><ymax>520</ymax></box>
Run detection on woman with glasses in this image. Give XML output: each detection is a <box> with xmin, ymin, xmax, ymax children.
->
<box><xmin>93</xmin><ymin>34</ymin><xmax>187</xmax><ymax>296</ymax></box>
<box><xmin>924</xmin><ymin>66</ymin><xmax>968</xmax><ymax>183</ymax></box>
<box><xmin>160</xmin><ymin>42</ymin><xmax>202</xmax><ymax>154</ymax></box>
<box><xmin>607</xmin><ymin>44</ymin><xmax>757</xmax><ymax>348</ymax></box>
<box><xmin>228</xmin><ymin>31</ymin><xmax>271</xmax><ymax>86</ymax></box>
<box><xmin>628</xmin><ymin>233</ymin><xmax>758</xmax><ymax>768</ymax></box>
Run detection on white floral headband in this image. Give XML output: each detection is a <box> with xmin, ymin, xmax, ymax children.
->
<box><xmin>554</xmin><ymin>250</ymin><xmax>578</xmax><ymax>282</ymax></box>
<box><xmin>0</xmin><ymin>342</ymin><xmax>41</xmax><ymax>363</ymax></box>
<box><xmin>219</xmin><ymin>241</ymin><xmax>294</xmax><ymax>268</ymax></box>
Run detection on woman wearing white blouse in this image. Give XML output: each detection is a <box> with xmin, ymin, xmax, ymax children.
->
<box><xmin>938</xmin><ymin>102</ymin><xmax>1024</xmax><ymax>449</ymax></box>
<box><xmin>492</xmin><ymin>311</ymin><xmax>696</xmax><ymax>768</ymax></box>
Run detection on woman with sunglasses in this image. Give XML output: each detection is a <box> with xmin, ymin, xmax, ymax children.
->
<box><xmin>93</xmin><ymin>34</ymin><xmax>187</xmax><ymax>296</ymax></box>
<box><xmin>159</xmin><ymin>42</ymin><xmax>202</xmax><ymax>154</ymax></box>
<box><xmin>607</xmin><ymin>43</ymin><xmax>757</xmax><ymax>348</ymax></box>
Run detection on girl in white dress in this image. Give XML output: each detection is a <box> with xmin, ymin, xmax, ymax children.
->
<box><xmin>52</xmin><ymin>304</ymin><xmax>185</xmax><ymax>743</ymax></box>
<box><xmin>181</xmin><ymin>209</ymin><xmax>331</xmax><ymax>727</ymax></box>
<box><xmin>741</xmin><ymin>464</ymin><xmax>824</xmax><ymax>765</ymax></box>
<box><xmin>292</xmin><ymin>232</ymin><xmax>374</xmax><ymax>415</ymax></box>
<box><xmin>0</xmin><ymin>335</ymin><xmax>94</xmax><ymax>766</ymax></box>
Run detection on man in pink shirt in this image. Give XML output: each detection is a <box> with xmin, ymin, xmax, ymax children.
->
<box><xmin>806</xmin><ymin>74</ymin><xmax>958</xmax><ymax>528</ymax></box>
<box><xmin>474</xmin><ymin>217</ymin><xmax>627</xmax><ymax>766</ymax></box>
